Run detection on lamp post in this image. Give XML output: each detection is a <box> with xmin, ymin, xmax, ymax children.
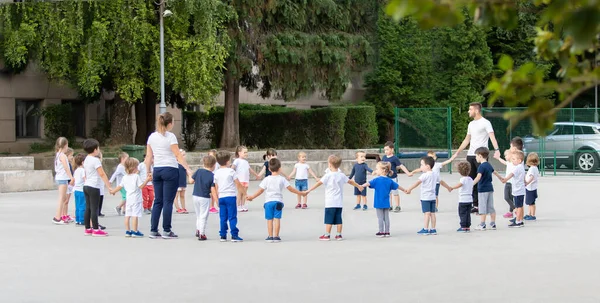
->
<box><xmin>159</xmin><ymin>2</ymin><xmax>172</xmax><ymax>114</ymax></box>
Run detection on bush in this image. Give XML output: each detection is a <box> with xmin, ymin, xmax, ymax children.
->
<box><xmin>344</xmin><ymin>106</ymin><xmax>378</xmax><ymax>148</ymax></box>
<box><xmin>38</xmin><ymin>104</ymin><xmax>74</xmax><ymax>143</ymax></box>
<box><xmin>90</xmin><ymin>114</ymin><xmax>111</xmax><ymax>145</ymax></box>
<box><xmin>182</xmin><ymin>111</ymin><xmax>210</xmax><ymax>151</ymax></box>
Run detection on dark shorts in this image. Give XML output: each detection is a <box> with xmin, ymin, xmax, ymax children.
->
<box><xmin>264</xmin><ymin>201</ymin><xmax>284</xmax><ymax>220</ymax></box>
<box><xmin>354</xmin><ymin>186</ymin><xmax>367</xmax><ymax>196</ymax></box>
<box><xmin>435</xmin><ymin>183</ymin><xmax>440</xmax><ymax>197</ymax></box>
<box><xmin>178</xmin><ymin>165</ymin><xmax>187</xmax><ymax>188</ymax></box>
<box><xmin>295</xmin><ymin>179</ymin><xmax>308</xmax><ymax>191</ymax></box>
<box><xmin>324</xmin><ymin>207</ymin><xmax>343</xmax><ymax>225</ymax></box>
<box><xmin>526</xmin><ymin>189</ymin><xmax>538</xmax><ymax>205</ymax></box>
<box><xmin>421</xmin><ymin>200</ymin><xmax>436</xmax><ymax>213</ymax></box>
<box><xmin>514</xmin><ymin>195</ymin><xmax>525</xmax><ymax>208</ymax></box>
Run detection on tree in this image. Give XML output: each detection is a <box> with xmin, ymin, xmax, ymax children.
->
<box><xmin>218</xmin><ymin>0</ymin><xmax>379</xmax><ymax>148</ymax></box>
<box><xmin>0</xmin><ymin>0</ymin><xmax>228</xmax><ymax>144</ymax></box>
<box><xmin>385</xmin><ymin>0</ymin><xmax>600</xmax><ymax>135</ymax></box>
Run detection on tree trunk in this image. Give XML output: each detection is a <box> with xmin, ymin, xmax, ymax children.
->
<box><xmin>134</xmin><ymin>88</ymin><xmax>157</xmax><ymax>144</ymax></box>
<box><xmin>220</xmin><ymin>68</ymin><xmax>240</xmax><ymax>148</ymax></box>
<box><xmin>145</xmin><ymin>89</ymin><xmax>157</xmax><ymax>139</ymax></box>
<box><xmin>109</xmin><ymin>95</ymin><xmax>134</xmax><ymax>145</ymax></box>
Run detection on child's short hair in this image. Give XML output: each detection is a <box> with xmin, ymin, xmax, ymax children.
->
<box><xmin>377</xmin><ymin>161</ymin><xmax>391</xmax><ymax>175</ymax></box>
<box><xmin>512</xmin><ymin>150</ymin><xmax>525</xmax><ymax>161</ymax></box>
<box><xmin>203</xmin><ymin>155</ymin><xmax>217</xmax><ymax>169</ymax></box>
<box><xmin>298</xmin><ymin>151</ymin><xmax>306</xmax><ymax>158</ymax></box>
<box><xmin>65</xmin><ymin>148</ymin><xmax>74</xmax><ymax>156</ymax></box>
<box><xmin>384</xmin><ymin>141</ymin><xmax>394</xmax><ymax>149</ymax></box>
<box><xmin>208</xmin><ymin>149</ymin><xmax>217</xmax><ymax>156</ymax></box>
<box><xmin>263</xmin><ymin>148</ymin><xmax>277</xmax><ymax>160</ymax></box>
<box><xmin>124</xmin><ymin>157</ymin><xmax>140</xmax><ymax>174</ymax></box>
<box><xmin>328</xmin><ymin>155</ymin><xmax>342</xmax><ymax>168</ymax></box>
<box><xmin>526</xmin><ymin>152</ymin><xmax>540</xmax><ymax>166</ymax></box>
<box><xmin>269</xmin><ymin>158</ymin><xmax>281</xmax><ymax>172</ymax></box>
<box><xmin>475</xmin><ymin>147</ymin><xmax>489</xmax><ymax>159</ymax></box>
<box><xmin>83</xmin><ymin>139</ymin><xmax>99</xmax><ymax>154</ymax></box>
<box><xmin>118</xmin><ymin>152</ymin><xmax>129</xmax><ymax>162</ymax></box>
<box><xmin>421</xmin><ymin>156</ymin><xmax>435</xmax><ymax>169</ymax></box>
<box><xmin>74</xmin><ymin>153</ymin><xmax>86</xmax><ymax>167</ymax></box>
<box><xmin>510</xmin><ymin>136</ymin><xmax>524</xmax><ymax>151</ymax></box>
<box><xmin>356</xmin><ymin>151</ymin><xmax>366</xmax><ymax>158</ymax></box>
<box><xmin>426</xmin><ymin>150</ymin><xmax>436</xmax><ymax>160</ymax></box>
<box><xmin>216</xmin><ymin>151</ymin><xmax>231</xmax><ymax>166</ymax></box>
<box><xmin>457</xmin><ymin>161</ymin><xmax>471</xmax><ymax>177</ymax></box>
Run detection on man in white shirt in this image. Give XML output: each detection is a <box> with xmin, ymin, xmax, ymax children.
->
<box><xmin>450</xmin><ymin>102</ymin><xmax>501</xmax><ymax>213</ymax></box>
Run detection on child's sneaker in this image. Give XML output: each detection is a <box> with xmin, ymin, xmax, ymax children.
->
<box><xmin>209</xmin><ymin>207</ymin><xmax>218</xmax><ymax>214</ymax></box>
<box><xmin>393</xmin><ymin>206</ymin><xmax>401</xmax><ymax>212</ymax></box>
<box><xmin>353</xmin><ymin>204</ymin><xmax>361</xmax><ymax>210</ymax></box>
<box><xmin>376</xmin><ymin>232</ymin><xmax>385</xmax><ymax>238</ymax></box>
<box><xmin>149</xmin><ymin>231</ymin><xmax>162</xmax><ymax>239</ymax></box>
<box><xmin>384</xmin><ymin>233</ymin><xmax>391</xmax><ymax>237</ymax></box>
<box><xmin>335</xmin><ymin>235</ymin><xmax>343</xmax><ymax>241</ymax></box>
<box><xmin>198</xmin><ymin>234</ymin><xmax>207</xmax><ymax>241</ymax></box>
<box><xmin>295</xmin><ymin>204</ymin><xmax>301</xmax><ymax>209</ymax></box>
<box><xmin>509</xmin><ymin>218</ymin><xmax>516</xmax><ymax>224</ymax></box>
<box><xmin>503</xmin><ymin>212</ymin><xmax>514</xmax><ymax>218</ymax></box>
<box><xmin>52</xmin><ymin>217</ymin><xmax>66</xmax><ymax>225</ymax></box>
<box><xmin>301</xmin><ymin>204</ymin><xmax>307</xmax><ymax>209</ymax></box>
<box><xmin>231</xmin><ymin>236</ymin><xmax>244</xmax><ymax>242</ymax></box>
<box><xmin>417</xmin><ymin>228</ymin><xmax>429</xmax><ymax>235</ymax></box>
<box><xmin>92</xmin><ymin>229</ymin><xmax>108</xmax><ymax>237</ymax></box>
<box><xmin>389</xmin><ymin>207</ymin><xmax>393</xmax><ymax>211</ymax></box>
<box><xmin>131</xmin><ymin>231</ymin><xmax>144</xmax><ymax>238</ymax></box>
<box><xmin>489</xmin><ymin>223</ymin><xmax>497</xmax><ymax>230</ymax></box>
<box><xmin>265</xmin><ymin>236</ymin><xmax>274</xmax><ymax>243</ymax></box>
<box><xmin>220</xmin><ymin>236</ymin><xmax>227</xmax><ymax>242</ymax></box>
<box><xmin>176</xmin><ymin>209</ymin><xmax>185</xmax><ymax>214</ymax></box>
<box><xmin>475</xmin><ymin>223</ymin><xmax>486</xmax><ymax>231</ymax></box>
<box><xmin>428</xmin><ymin>229</ymin><xmax>437</xmax><ymax>235</ymax></box>
<box><xmin>162</xmin><ymin>231</ymin><xmax>179</xmax><ymax>239</ymax></box>
<box><xmin>319</xmin><ymin>235</ymin><xmax>331</xmax><ymax>241</ymax></box>
<box><xmin>115</xmin><ymin>206</ymin><xmax>122</xmax><ymax>216</ymax></box>
<box><xmin>195</xmin><ymin>230</ymin><xmax>200</xmax><ymax>238</ymax></box>
<box><xmin>508</xmin><ymin>222</ymin><xmax>521</xmax><ymax>228</ymax></box>
<box><xmin>75</xmin><ymin>222</ymin><xmax>84</xmax><ymax>226</ymax></box>
<box><xmin>183</xmin><ymin>208</ymin><xmax>189</xmax><ymax>214</ymax></box>
<box><xmin>456</xmin><ymin>227</ymin><xmax>470</xmax><ymax>233</ymax></box>
<box><xmin>98</xmin><ymin>224</ymin><xmax>106</xmax><ymax>230</ymax></box>
<box><xmin>362</xmin><ymin>205</ymin><xmax>368</xmax><ymax>211</ymax></box>
<box><xmin>272</xmin><ymin>236</ymin><xmax>281</xmax><ymax>243</ymax></box>
<box><xmin>125</xmin><ymin>230</ymin><xmax>132</xmax><ymax>237</ymax></box>
<box><xmin>529</xmin><ymin>216</ymin><xmax>537</xmax><ymax>221</ymax></box>
<box><xmin>84</xmin><ymin>228</ymin><xmax>93</xmax><ymax>236</ymax></box>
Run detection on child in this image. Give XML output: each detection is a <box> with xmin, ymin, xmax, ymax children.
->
<box><xmin>97</xmin><ymin>152</ymin><xmax>106</xmax><ymax>220</ymax></box>
<box><xmin>64</xmin><ymin>148</ymin><xmax>75</xmax><ymax>223</ymax></box>
<box><xmin>381</xmin><ymin>141</ymin><xmax>411</xmax><ymax>212</ymax></box>
<box><xmin>440</xmin><ymin>161</ymin><xmax>474</xmax><ymax>232</ymax></box>
<box><xmin>257</xmin><ymin>148</ymin><xmax>289</xmax><ymax>180</ymax></box>
<box><xmin>72</xmin><ymin>153</ymin><xmax>86</xmax><ymax>225</ymax></box>
<box><xmin>305</xmin><ymin>155</ymin><xmax>364</xmax><ymax>241</ymax></box>
<box><xmin>232</xmin><ymin>145</ymin><xmax>260</xmax><ymax>212</ymax></box>
<box><xmin>409</xmin><ymin>150</ymin><xmax>452</xmax><ymax>211</ymax></box>
<box><xmin>110</xmin><ymin>158</ymin><xmax>151</xmax><ymax>237</ymax></box>
<box><xmin>214</xmin><ymin>151</ymin><xmax>244</xmax><ymax>242</ymax></box>
<box><xmin>82</xmin><ymin>139</ymin><xmax>112</xmax><ymax>237</ymax></box>
<box><xmin>494</xmin><ymin>137</ymin><xmax>524</xmax><ymax>219</ymax></box>
<box><xmin>189</xmin><ymin>155</ymin><xmax>218</xmax><ymax>241</ymax></box>
<box><xmin>349</xmin><ymin>151</ymin><xmax>373</xmax><ymax>211</ymax></box>
<box><xmin>53</xmin><ymin>137</ymin><xmax>74</xmax><ymax>225</ymax></box>
<box><xmin>138</xmin><ymin>154</ymin><xmax>154</xmax><ymax>214</ymax></box>
<box><xmin>405</xmin><ymin>156</ymin><xmax>439</xmax><ymax>235</ymax></box>
<box><xmin>247</xmin><ymin>158</ymin><xmax>305</xmax><ymax>242</ymax></box>
<box><xmin>524</xmin><ymin>152</ymin><xmax>540</xmax><ymax>220</ymax></box>
<box><xmin>208</xmin><ymin>149</ymin><xmax>220</xmax><ymax>214</ymax></box>
<box><xmin>499</xmin><ymin>150</ymin><xmax>526</xmax><ymax>228</ymax></box>
<box><xmin>111</xmin><ymin>152</ymin><xmax>129</xmax><ymax>216</ymax></box>
<box><xmin>175</xmin><ymin>150</ymin><xmax>189</xmax><ymax>214</ymax></box>
<box><xmin>288</xmin><ymin>151</ymin><xmax>319</xmax><ymax>209</ymax></box>
<box><xmin>472</xmin><ymin>147</ymin><xmax>502</xmax><ymax>231</ymax></box>
<box><xmin>361</xmin><ymin>162</ymin><xmax>402</xmax><ymax>237</ymax></box>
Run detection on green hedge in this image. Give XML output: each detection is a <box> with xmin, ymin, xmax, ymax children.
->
<box><xmin>185</xmin><ymin>105</ymin><xmax>377</xmax><ymax>149</ymax></box>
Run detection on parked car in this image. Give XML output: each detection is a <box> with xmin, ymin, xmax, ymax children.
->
<box><xmin>523</xmin><ymin>122</ymin><xmax>600</xmax><ymax>173</ymax></box>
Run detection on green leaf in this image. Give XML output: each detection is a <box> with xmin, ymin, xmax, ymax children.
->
<box><xmin>498</xmin><ymin>55</ymin><xmax>514</xmax><ymax>72</ymax></box>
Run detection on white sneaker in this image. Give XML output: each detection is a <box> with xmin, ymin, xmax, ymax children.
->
<box><xmin>475</xmin><ymin>224</ymin><xmax>486</xmax><ymax>231</ymax></box>
<box><xmin>242</xmin><ymin>206</ymin><xmax>248</xmax><ymax>212</ymax></box>
<box><xmin>237</xmin><ymin>206</ymin><xmax>243</xmax><ymax>212</ymax></box>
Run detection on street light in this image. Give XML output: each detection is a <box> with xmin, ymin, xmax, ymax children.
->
<box><xmin>159</xmin><ymin>2</ymin><xmax>172</xmax><ymax>114</ymax></box>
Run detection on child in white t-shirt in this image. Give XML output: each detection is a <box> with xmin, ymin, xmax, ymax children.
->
<box><xmin>406</xmin><ymin>156</ymin><xmax>439</xmax><ymax>235</ymax></box>
<box><xmin>524</xmin><ymin>152</ymin><xmax>540</xmax><ymax>221</ymax></box>
<box><xmin>232</xmin><ymin>146</ymin><xmax>260</xmax><ymax>212</ymax></box>
<box><xmin>441</xmin><ymin>161</ymin><xmax>474</xmax><ymax>232</ymax></box>
<box><xmin>214</xmin><ymin>151</ymin><xmax>244</xmax><ymax>242</ymax></box>
<box><xmin>247</xmin><ymin>158</ymin><xmax>305</xmax><ymax>242</ymax></box>
<box><xmin>72</xmin><ymin>153</ymin><xmax>87</xmax><ymax>225</ymax></box>
<box><xmin>305</xmin><ymin>155</ymin><xmax>363</xmax><ymax>241</ymax></box>
<box><xmin>288</xmin><ymin>151</ymin><xmax>319</xmax><ymax>209</ymax></box>
<box><xmin>409</xmin><ymin>150</ymin><xmax>452</xmax><ymax>212</ymax></box>
<box><xmin>208</xmin><ymin>149</ymin><xmax>220</xmax><ymax>214</ymax></box>
<box><xmin>110</xmin><ymin>158</ymin><xmax>151</xmax><ymax>238</ymax></box>
<box><xmin>500</xmin><ymin>151</ymin><xmax>526</xmax><ymax>228</ymax></box>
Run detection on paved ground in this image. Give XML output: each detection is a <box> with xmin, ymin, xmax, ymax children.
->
<box><xmin>1</xmin><ymin>173</ymin><xmax>599</xmax><ymax>303</ymax></box>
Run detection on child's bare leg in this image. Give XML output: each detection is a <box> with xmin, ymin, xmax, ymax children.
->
<box><xmin>431</xmin><ymin>213</ymin><xmax>437</xmax><ymax>229</ymax></box>
<box><xmin>267</xmin><ymin>219</ymin><xmax>273</xmax><ymax>237</ymax></box>
<box><xmin>531</xmin><ymin>205</ymin><xmax>536</xmax><ymax>216</ymax></box>
<box><xmin>355</xmin><ymin>196</ymin><xmax>361</xmax><ymax>206</ymax></box>
<box><xmin>125</xmin><ymin>216</ymin><xmax>131</xmax><ymax>231</ymax></box>
<box><xmin>424</xmin><ymin>213</ymin><xmax>431</xmax><ymax>229</ymax></box>
<box><xmin>132</xmin><ymin>217</ymin><xmax>138</xmax><ymax>231</ymax></box>
<box><xmin>435</xmin><ymin>196</ymin><xmax>439</xmax><ymax>209</ymax></box>
<box><xmin>274</xmin><ymin>219</ymin><xmax>281</xmax><ymax>237</ymax></box>
<box><xmin>297</xmin><ymin>193</ymin><xmax>302</xmax><ymax>205</ymax></box>
<box><xmin>490</xmin><ymin>213</ymin><xmax>496</xmax><ymax>223</ymax></box>
<box><xmin>55</xmin><ymin>185</ymin><xmax>67</xmax><ymax>220</ymax></box>
<box><xmin>325</xmin><ymin>224</ymin><xmax>333</xmax><ymax>234</ymax></box>
<box><xmin>180</xmin><ymin>189</ymin><xmax>186</xmax><ymax>210</ymax></box>
<box><xmin>174</xmin><ymin>192</ymin><xmax>181</xmax><ymax>210</ymax></box>
<box><xmin>302</xmin><ymin>194</ymin><xmax>307</xmax><ymax>206</ymax></box>
<box><xmin>63</xmin><ymin>193</ymin><xmax>71</xmax><ymax>216</ymax></box>
<box><xmin>480</xmin><ymin>214</ymin><xmax>486</xmax><ymax>224</ymax></box>
<box><xmin>361</xmin><ymin>196</ymin><xmax>367</xmax><ymax>206</ymax></box>
<box><xmin>394</xmin><ymin>195</ymin><xmax>400</xmax><ymax>207</ymax></box>
<box><xmin>336</xmin><ymin>224</ymin><xmax>342</xmax><ymax>234</ymax></box>
<box><xmin>240</xmin><ymin>188</ymin><xmax>247</xmax><ymax>208</ymax></box>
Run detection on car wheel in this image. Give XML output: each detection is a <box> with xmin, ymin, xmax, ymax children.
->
<box><xmin>577</xmin><ymin>151</ymin><xmax>599</xmax><ymax>173</ymax></box>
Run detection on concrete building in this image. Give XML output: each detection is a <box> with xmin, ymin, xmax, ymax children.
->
<box><xmin>0</xmin><ymin>62</ymin><xmax>365</xmax><ymax>153</ymax></box>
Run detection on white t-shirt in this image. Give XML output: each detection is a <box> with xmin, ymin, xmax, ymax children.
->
<box><xmin>459</xmin><ymin>176</ymin><xmax>474</xmax><ymax>203</ymax></box>
<box><xmin>214</xmin><ymin>167</ymin><xmax>238</xmax><ymax>198</ymax></box>
<box><xmin>84</xmin><ymin>155</ymin><xmax>102</xmax><ymax>189</ymax></box>
<box><xmin>119</xmin><ymin>174</ymin><xmax>144</xmax><ymax>205</ymax></box>
<box><xmin>233</xmin><ymin>158</ymin><xmax>250</xmax><ymax>183</ymax></box>
<box><xmin>138</xmin><ymin>163</ymin><xmax>153</xmax><ymax>186</ymax></box>
<box><xmin>109</xmin><ymin>164</ymin><xmax>126</xmax><ymax>186</ymax></box>
<box><xmin>467</xmin><ymin>118</ymin><xmax>494</xmax><ymax>155</ymax></box>
<box><xmin>147</xmin><ymin>131</ymin><xmax>179</xmax><ymax>168</ymax></box>
<box><xmin>259</xmin><ymin>175</ymin><xmax>290</xmax><ymax>203</ymax></box>
<box><xmin>320</xmin><ymin>171</ymin><xmax>349</xmax><ymax>208</ymax></box>
<box><xmin>432</xmin><ymin>163</ymin><xmax>442</xmax><ymax>183</ymax></box>
<box><xmin>504</xmin><ymin>162</ymin><xmax>515</xmax><ymax>183</ymax></box>
<box><xmin>294</xmin><ymin>163</ymin><xmax>310</xmax><ymax>180</ymax></box>
<box><xmin>419</xmin><ymin>171</ymin><xmax>436</xmax><ymax>201</ymax></box>
<box><xmin>511</xmin><ymin>164</ymin><xmax>526</xmax><ymax>196</ymax></box>
<box><xmin>526</xmin><ymin>166</ymin><xmax>539</xmax><ymax>191</ymax></box>
<box><xmin>54</xmin><ymin>152</ymin><xmax>70</xmax><ymax>181</ymax></box>
<box><xmin>73</xmin><ymin>167</ymin><xmax>85</xmax><ymax>192</ymax></box>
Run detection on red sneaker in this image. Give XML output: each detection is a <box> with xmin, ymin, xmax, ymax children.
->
<box><xmin>295</xmin><ymin>204</ymin><xmax>302</xmax><ymax>209</ymax></box>
<box><xmin>92</xmin><ymin>229</ymin><xmax>108</xmax><ymax>237</ymax></box>
<box><xmin>335</xmin><ymin>235</ymin><xmax>343</xmax><ymax>241</ymax></box>
<box><xmin>176</xmin><ymin>209</ymin><xmax>184</xmax><ymax>214</ymax></box>
<box><xmin>319</xmin><ymin>235</ymin><xmax>331</xmax><ymax>241</ymax></box>
<box><xmin>183</xmin><ymin>208</ymin><xmax>189</xmax><ymax>214</ymax></box>
<box><xmin>301</xmin><ymin>204</ymin><xmax>307</xmax><ymax>209</ymax></box>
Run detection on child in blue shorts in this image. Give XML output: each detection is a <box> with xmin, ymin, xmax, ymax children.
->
<box><xmin>349</xmin><ymin>151</ymin><xmax>373</xmax><ymax>211</ymax></box>
<box><xmin>406</xmin><ymin>156</ymin><xmax>439</xmax><ymax>235</ymax></box>
<box><xmin>248</xmin><ymin>158</ymin><xmax>305</xmax><ymax>242</ymax></box>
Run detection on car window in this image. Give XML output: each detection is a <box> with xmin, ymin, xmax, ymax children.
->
<box><xmin>548</xmin><ymin>126</ymin><xmax>561</xmax><ymax>136</ymax></box>
<box><xmin>558</xmin><ymin>125</ymin><xmax>574</xmax><ymax>135</ymax></box>
<box><xmin>573</xmin><ymin>126</ymin><xmax>584</xmax><ymax>135</ymax></box>
<box><xmin>581</xmin><ymin>126</ymin><xmax>597</xmax><ymax>135</ymax></box>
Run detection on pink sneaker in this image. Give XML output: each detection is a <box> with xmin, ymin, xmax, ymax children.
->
<box><xmin>503</xmin><ymin>212</ymin><xmax>513</xmax><ymax>218</ymax></box>
<box><xmin>61</xmin><ymin>216</ymin><xmax>72</xmax><ymax>223</ymax></box>
<box><xmin>92</xmin><ymin>229</ymin><xmax>108</xmax><ymax>237</ymax></box>
<box><xmin>209</xmin><ymin>207</ymin><xmax>218</xmax><ymax>214</ymax></box>
<box><xmin>84</xmin><ymin>229</ymin><xmax>93</xmax><ymax>236</ymax></box>
<box><xmin>66</xmin><ymin>215</ymin><xmax>74</xmax><ymax>223</ymax></box>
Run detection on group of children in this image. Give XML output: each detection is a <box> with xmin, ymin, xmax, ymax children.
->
<box><xmin>53</xmin><ymin>136</ymin><xmax>540</xmax><ymax>241</ymax></box>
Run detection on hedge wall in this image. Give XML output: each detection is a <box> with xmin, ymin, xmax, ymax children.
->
<box><xmin>183</xmin><ymin>105</ymin><xmax>378</xmax><ymax>149</ymax></box>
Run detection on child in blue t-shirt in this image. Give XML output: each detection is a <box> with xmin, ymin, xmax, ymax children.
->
<box><xmin>189</xmin><ymin>155</ymin><xmax>218</xmax><ymax>241</ymax></box>
<box><xmin>381</xmin><ymin>141</ymin><xmax>412</xmax><ymax>212</ymax></box>
<box><xmin>473</xmin><ymin>147</ymin><xmax>503</xmax><ymax>231</ymax></box>
<box><xmin>362</xmin><ymin>162</ymin><xmax>403</xmax><ymax>237</ymax></box>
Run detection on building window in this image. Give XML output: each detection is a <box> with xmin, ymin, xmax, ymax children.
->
<box><xmin>15</xmin><ymin>99</ymin><xmax>41</xmax><ymax>138</ymax></box>
<box><xmin>62</xmin><ymin>100</ymin><xmax>86</xmax><ymax>137</ymax></box>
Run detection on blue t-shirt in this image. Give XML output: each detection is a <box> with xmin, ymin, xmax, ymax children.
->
<box><xmin>382</xmin><ymin>155</ymin><xmax>402</xmax><ymax>179</ymax></box>
<box><xmin>264</xmin><ymin>161</ymin><xmax>271</xmax><ymax>177</ymax></box>
<box><xmin>369</xmin><ymin>176</ymin><xmax>399</xmax><ymax>209</ymax></box>
<box><xmin>349</xmin><ymin>163</ymin><xmax>373</xmax><ymax>183</ymax></box>
<box><xmin>476</xmin><ymin>162</ymin><xmax>494</xmax><ymax>193</ymax></box>
<box><xmin>191</xmin><ymin>168</ymin><xmax>215</xmax><ymax>198</ymax></box>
